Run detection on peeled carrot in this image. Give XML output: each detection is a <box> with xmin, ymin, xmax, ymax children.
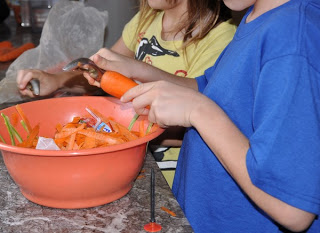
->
<box><xmin>100</xmin><ymin>71</ymin><xmax>138</xmax><ymax>98</ymax></box>
<box><xmin>0</xmin><ymin>42</ymin><xmax>35</xmax><ymax>62</ymax></box>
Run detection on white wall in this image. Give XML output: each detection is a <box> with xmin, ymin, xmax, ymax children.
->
<box><xmin>86</xmin><ymin>0</ymin><xmax>139</xmax><ymax>48</ymax></box>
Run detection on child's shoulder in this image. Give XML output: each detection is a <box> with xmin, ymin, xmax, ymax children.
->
<box><xmin>258</xmin><ymin>0</ymin><xmax>320</xmax><ymax>67</ymax></box>
<box><xmin>207</xmin><ymin>19</ymin><xmax>237</xmax><ymax>40</ymax></box>
<box><xmin>189</xmin><ymin>19</ymin><xmax>236</xmax><ymax>52</ymax></box>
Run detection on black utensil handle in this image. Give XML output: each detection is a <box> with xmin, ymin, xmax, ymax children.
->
<box><xmin>150</xmin><ymin>168</ymin><xmax>155</xmax><ymax>223</ymax></box>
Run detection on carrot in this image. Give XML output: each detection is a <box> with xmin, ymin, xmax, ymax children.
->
<box><xmin>67</xmin><ymin>133</ymin><xmax>76</xmax><ymax>150</ymax></box>
<box><xmin>100</xmin><ymin>71</ymin><xmax>138</xmax><ymax>98</ymax></box>
<box><xmin>75</xmin><ymin>134</ymin><xmax>86</xmax><ymax>146</ymax></box>
<box><xmin>71</xmin><ymin>116</ymin><xmax>81</xmax><ymax>123</ymax></box>
<box><xmin>15</xmin><ymin>104</ymin><xmax>32</xmax><ymax>133</ymax></box>
<box><xmin>0</xmin><ymin>41</ymin><xmax>13</xmax><ymax>48</ymax></box>
<box><xmin>0</xmin><ymin>42</ymin><xmax>35</xmax><ymax>62</ymax></box>
<box><xmin>161</xmin><ymin>206</ymin><xmax>177</xmax><ymax>217</ymax></box>
<box><xmin>86</xmin><ymin>106</ymin><xmax>138</xmax><ymax>140</ymax></box>
<box><xmin>81</xmin><ymin>136</ymin><xmax>96</xmax><ymax>149</ymax></box>
<box><xmin>136</xmin><ymin>174</ymin><xmax>145</xmax><ymax>179</ymax></box>
<box><xmin>77</xmin><ymin>129</ymin><xmax>125</xmax><ymax>145</ymax></box>
<box><xmin>54</xmin><ymin>124</ymin><xmax>85</xmax><ymax>139</ymax></box>
<box><xmin>0</xmin><ymin>47</ymin><xmax>14</xmax><ymax>56</ymax></box>
<box><xmin>17</xmin><ymin>124</ymin><xmax>39</xmax><ymax>148</ymax></box>
<box><xmin>10</xmin><ymin>112</ymin><xmax>19</xmax><ymax>127</ymax></box>
<box><xmin>139</xmin><ymin>120</ymin><xmax>145</xmax><ymax>137</ymax></box>
<box><xmin>116</xmin><ymin>123</ymin><xmax>139</xmax><ymax>141</ymax></box>
<box><xmin>55</xmin><ymin>123</ymin><xmax>63</xmax><ymax>133</ymax></box>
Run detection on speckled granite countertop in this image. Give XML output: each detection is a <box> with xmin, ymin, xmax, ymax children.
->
<box><xmin>0</xmin><ymin>151</ymin><xmax>193</xmax><ymax>233</ymax></box>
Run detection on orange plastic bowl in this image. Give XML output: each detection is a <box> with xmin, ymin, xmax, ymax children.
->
<box><xmin>0</xmin><ymin>96</ymin><xmax>164</xmax><ymax>209</ymax></box>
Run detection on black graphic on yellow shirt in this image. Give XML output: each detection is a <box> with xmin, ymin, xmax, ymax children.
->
<box><xmin>135</xmin><ymin>35</ymin><xmax>180</xmax><ymax>61</ymax></box>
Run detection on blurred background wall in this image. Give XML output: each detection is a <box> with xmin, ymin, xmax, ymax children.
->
<box><xmin>86</xmin><ymin>0</ymin><xmax>139</xmax><ymax>48</ymax></box>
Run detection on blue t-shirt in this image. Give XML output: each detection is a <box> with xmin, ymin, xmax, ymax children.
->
<box><xmin>172</xmin><ymin>0</ymin><xmax>320</xmax><ymax>232</ymax></box>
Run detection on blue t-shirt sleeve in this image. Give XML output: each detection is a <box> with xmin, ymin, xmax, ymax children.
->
<box><xmin>196</xmin><ymin>75</ymin><xmax>207</xmax><ymax>93</ymax></box>
<box><xmin>246</xmin><ymin>55</ymin><xmax>320</xmax><ymax>214</ymax></box>
<box><xmin>196</xmin><ymin>64</ymin><xmax>218</xmax><ymax>92</ymax></box>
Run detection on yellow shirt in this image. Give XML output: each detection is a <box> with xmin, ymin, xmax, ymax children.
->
<box><xmin>123</xmin><ymin>11</ymin><xmax>236</xmax><ymax>188</ymax></box>
<box><xmin>123</xmin><ymin>11</ymin><xmax>236</xmax><ymax>78</ymax></box>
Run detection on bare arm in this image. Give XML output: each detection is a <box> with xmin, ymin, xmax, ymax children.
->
<box><xmin>191</xmin><ymin>96</ymin><xmax>315</xmax><ymax>232</ymax></box>
<box><xmin>110</xmin><ymin>36</ymin><xmax>135</xmax><ymax>58</ymax></box>
<box><xmin>121</xmin><ymin>81</ymin><xmax>316</xmax><ymax>232</ymax></box>
<box><xmin>84</xmin><ymin>48</ymin><xmax>198</xmax><ymax>91</ymax></box>
<box><xmin>17</xmin><ymin>37</ymin><xmax>135</xmax><ymax>97</ymax></box>
<box><xmin>17</xmin><ymin>69</ymin><xmax>98</xmax><ymax>97</ymax></box>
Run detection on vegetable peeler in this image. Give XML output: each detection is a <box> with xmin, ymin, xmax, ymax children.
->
<box><xmin>63</xmin><ymin>57</ymin><xmax>139</xmax><ymax>99</ymax></box>
<box><xmin>62</xmin><ymin>57</ymin><xmax>105</xmax><ymax>82</ymax></box>
<box><xmin>27</xmin><ymin>79</ymin><xmax>40</xmax><ymax>96</ymax></box>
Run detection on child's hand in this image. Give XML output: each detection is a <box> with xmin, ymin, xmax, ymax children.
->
<box><xmin>83</xmin><ymin>48</ymin><xmax>138</xmax><ymax>84</ymax></box>
<box><xmin>16</xmin><ymin>69</ymin><xmax>60</xmax><ymax>97</ymax></box>
<box><xmin>120</xmin><ymin>80</ymin><xmax>205</xmax><ymax>128</ymax></box>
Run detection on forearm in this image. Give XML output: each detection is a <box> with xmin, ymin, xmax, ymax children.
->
<box><xmin>191</xmin><ymin>97</ymin><xmax>315</xmax><ymax>232</ymax></box>
<box><xmin>132</xmin><ymin>61</ymin><xmax>198</xmax><ymax>90</ymax></box>
<box><xmin>54</xmin><ymin>70</ymin><xmax>83</xmax><ymax>88</ymax></box>
<box><xmin>150</xmin><ymin>126</ymin><xmax>185</xmax><ymax>147</ymax></box>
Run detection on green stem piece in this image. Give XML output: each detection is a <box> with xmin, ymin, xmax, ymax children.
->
<box><xmin>1</xmin><ymin>113</ymin><xmax>15</xmax><ymax>146</ymax></box>
<box><xmin>20</xmin><ymin>120</ymin><xmax>29</xmax><ymax>134</ymax></box>
<box><xmin>128</xmin><ymin>113</ymin><xmax>140</xmax><ymax>131</ymax></box>
<box><xmin>0</xmin><ymin>134</ymin><xmax>6</xmax><ymax>144</ymax></box>
<box><xmin>146</xmin><ymin>122</ymin><xmax>154</xmax><ymax>134</ymax></box>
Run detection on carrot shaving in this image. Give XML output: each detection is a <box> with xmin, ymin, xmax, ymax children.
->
<box><xmin>10</xmin><ymin>112</ymin><xmax>19</xmax><ymax>127</ymax></box>
<box><xmin>67</xmin><ymin>133</ymin><xmax>76</xmax><ymax>150</ymax></box>
<box><xmin>17</xmin><ymin>124</ymin><xmax>39</xmax><ymax>148</ymax></box>
<box><xmin>81</xmin><ymin>136</ymin><xmax>96</xmax><ymax>149</ymax></box>
<box><xmin>55</xmin><ymin>123</ymin><xmax>63</xmax><ymax>133</ymax></box>
<box><xmin>54</xmin><ymin>124</ymin><xmax>85</xmax><ymax>139</ymax></box>
<box><xmin>1</xmin><ymin>104</ymin><xmax>160</xmax><ymax>151</ymax></box>
<box><xmin>15</xmin><ymin>104</ymin><xmax>32</xmax><ymax>133</ymax></box>
<box><xmin>77</xmin><ymin>129</ymin><xmax>125</xmax><ymax>145</ymax></box>
<box><xmin>161</xmin><ymin>206</ymin><xmax>177</xmax><ymax>217</ymax></box>
<box><xmin>139</xmin><ymin>120</ymin><xmax>145</xmax><ymax>137</ymax></box>
<box><xmin>136</xmin><ymin>174</ymin><xmax>145</xmax><ymax>179</ymax></box>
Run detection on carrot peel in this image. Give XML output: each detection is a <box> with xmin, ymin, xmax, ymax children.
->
<box><xmin>161</xmin><ymin>206</ymin><xmax>177</xmax><ymax>217</ymax></box>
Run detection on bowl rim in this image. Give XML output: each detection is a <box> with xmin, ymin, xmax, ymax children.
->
<box><xmin>0</xmin><ymin>97</ymin><xmax>165</xmax><ymax>157</ymax></box>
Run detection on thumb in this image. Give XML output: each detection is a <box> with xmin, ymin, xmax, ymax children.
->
<box><xmin>92</xmin><ymin>54</ymin><xmax>109</xmax><ymax>71</ymax></box>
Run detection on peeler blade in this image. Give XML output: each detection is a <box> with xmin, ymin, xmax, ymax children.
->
<box><xmin>62</xmin><ymin>57</ymin><xmax>105</xmax><ymax>82</ymax></box>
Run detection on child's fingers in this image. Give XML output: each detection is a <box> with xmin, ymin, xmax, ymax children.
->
<box><xmin>92</xmin><ymin>54</ymin><xmax>109</xmax><ymax>71</ymax></box>
<box><xmin>17</xmin><ymin>70</ymin><xmax>35</xmax><ymax>89</ymax></box>
<box><xmin>121</xmin><ymin>82</ymin><xmax>154</xmax><ymax>103</ymax></box>
<box><xmin>121</xmin><ymin>82</ymin><xmax>156</xmax><ymax>115</ymax></box>
<box><xmin>83</xmin><ymin>72</ymin><xmax>101</xmax><ymax>87</ymax></box>
<box><xmin>18</xmin><ymin>88</ymin><xmax>35</xmax><ymax>98</ymax></box>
